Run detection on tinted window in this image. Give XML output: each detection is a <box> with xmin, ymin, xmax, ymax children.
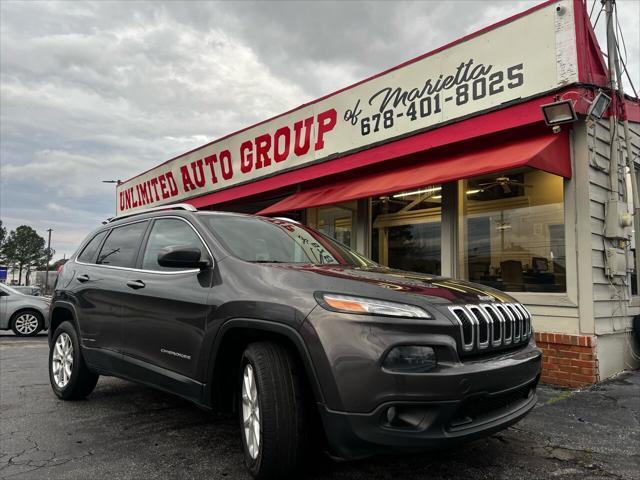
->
<box><xmin>142</xmin><ymin>218</ymin><xmax>207</xmax><ymax>271</ymax></box>
<box><xmin>198</xmin><ymin>214</ymin><xmax>376</xmax><ymax>267</ymax></box>
<box><xmin>97</xmin><ymin>221</ymin><xmax>148</xmax><ymax>268</ymax></box>
<box><xmin>77</xmin><ymin>231</ymin><xmax>108</xmax><ymax>264</ymax></box>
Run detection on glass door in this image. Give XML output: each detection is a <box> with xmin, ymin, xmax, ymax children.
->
<box><xmin>371</xmin><ymin>185</ymin><xmax>442</xmax><ymax>275</ymax></box>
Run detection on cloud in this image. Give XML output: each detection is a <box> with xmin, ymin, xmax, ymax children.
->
<box><xmin>1</xmin><ymin>0</ymin><xmax>638</xmax><ymax>261</ymax></box>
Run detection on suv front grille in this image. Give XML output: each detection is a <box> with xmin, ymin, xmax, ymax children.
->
<box><xmin>448</xmin><ymin>303</ymin><xmax>531</xmax><ymax>355</ymax></box>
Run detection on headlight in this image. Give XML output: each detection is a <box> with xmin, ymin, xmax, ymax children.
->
<box><xmin>316</xmin><ymin>293</ymin><xmax>431</xmax><ymax>319</ymax></box>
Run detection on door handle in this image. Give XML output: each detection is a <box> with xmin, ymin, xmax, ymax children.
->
<box><xmin>126</xmin><ymin>280</ymin><xmax>145</xmax><ymax>290</ymax></box>
<box><xmin>77</xmin><ymin>274</ymin><xmax>90</xmax><ymax>283</ymax></box>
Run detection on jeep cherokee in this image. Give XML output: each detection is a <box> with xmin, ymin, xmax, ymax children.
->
<box><xmin>49</xmin><ymin>203</ymin><xmax>541</xmax><ymax>479</ymax></box>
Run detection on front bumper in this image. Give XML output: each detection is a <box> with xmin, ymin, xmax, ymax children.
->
<box><xmin>319</xmin><ymin>376</ymin><xmax>538</xmax><ymax>459</ymax></box>
<box><xmin>301</xmin><ymin>308</ymin><xmax>542</xmax><ymax>459</ymax></box>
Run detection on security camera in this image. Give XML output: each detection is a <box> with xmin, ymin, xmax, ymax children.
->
<box><xmin>556</xmin><ymin>5</ymin><xmax>566</xmax><ymax>15</ymax></box>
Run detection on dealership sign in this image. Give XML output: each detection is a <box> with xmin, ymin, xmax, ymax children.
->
<box><xmin>117</xmin><ymin>0</ymin><xmax>578</xmax><ymax>215</ymax></box>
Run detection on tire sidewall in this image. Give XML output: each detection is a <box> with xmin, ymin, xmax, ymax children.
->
<box><xmin>11</xmin><ymin>310</ymin><xmax>43</xmax><ymax>337</ymax></box>
<box><xmin>239</xmin><ymin>353</ymin><xmax>263</xmax><ymax>476</ymax></box>
<box><xmin>49</xmin><ymin>321</ymin><xmax>82</xmax><ymax>399</ymax></box>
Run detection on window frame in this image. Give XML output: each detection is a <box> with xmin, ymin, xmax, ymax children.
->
<box><xmin>94</xmin><ymin>219</ymin><xmax>150</xmax><ymax>269</ymax></box>
<box><xmin>137</xmin><ymin>216</ymin><xmax>213</xmax><ymax>273</ymax></box>
<box><xmin>76</xmin><ymin>230</ymin><xmax>109</xmax><ymax>264</ymax></box>
<box><xmin>75</xmin><ymin>216</ymin><xmax>214</xmax><ymax>275</ymax></box>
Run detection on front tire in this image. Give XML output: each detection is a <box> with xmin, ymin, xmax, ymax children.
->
<box><xmin>240</xmin><ymin>342</ymin><xmax>308</xmax><ymax>479</ymax></box>
<box><xmin>11</xmin><ymin>310</ymin><xmax>43</xmax><ymax>337</ymax></box>
<box><xmin>49</xmin><ymin>321</ymin><xmax>99</xmax><ymax>400</ymax></box>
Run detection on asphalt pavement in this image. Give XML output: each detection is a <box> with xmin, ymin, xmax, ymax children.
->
<box><xmin>1</xmin><ymin>332</ymin><xmax>638</xmax><ymax>480</ymax></box>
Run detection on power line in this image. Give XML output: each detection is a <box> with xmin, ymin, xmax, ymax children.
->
<box><xmin>614</xmin><ymin>3</ymin><xmax>627</xmax><ymax>65</ymax></box>
<box><xmin>613</xmin><ymin>2</ymin><xmax>639</xmax><ymax>98</ymax></box>
<box><xmin>593</xmin><ymin>5</ymin><xmax>604</xmax><ymax>29</ymax></box>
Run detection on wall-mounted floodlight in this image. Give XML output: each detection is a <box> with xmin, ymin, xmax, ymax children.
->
<box><xmin>541</xmin><ymin>99</ymin><xmax>578</xmax><ymax>126</ymax></box>
<box><xmin>586</xmin><ymin>90</ymin><xmax>611</xmax><ymax>120</ymax></box>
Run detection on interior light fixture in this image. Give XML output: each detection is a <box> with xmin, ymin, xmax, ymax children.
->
<box><xmin>540</xmin><ymin>99</ymin><xmax>577</xmax><ymax>126</ymax></box>
<box><xmin>392</xmin><ymin>186</ymin><xmax>442</xmax><ymax>198</ymax></box>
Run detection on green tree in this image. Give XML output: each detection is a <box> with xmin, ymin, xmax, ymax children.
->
<box><xmin>0</xmin><ymin>220</ymin><xmax>7</xmax><ymax>263</ymax></box>
<box><xmin>3</xmin><ymin>226</ymin><xmax>52</xmax><ymax>285</ymax></box>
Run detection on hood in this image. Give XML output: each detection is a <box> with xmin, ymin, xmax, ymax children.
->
<box><xmin>25</xmin><ymin>294</ymin><xmax>50</xmax><ymax>304</ymax></box>
<box><xmin>275</xmin><ymin>264</ymin><xmax>515</xmax><ymax>305</ymax></box>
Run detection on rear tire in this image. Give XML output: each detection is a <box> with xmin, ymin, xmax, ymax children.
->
<box><xmin>49</xmin><ymin>321</ymin><xmax>99</xmax><ymax>400</ymax></box>
<box><xmin>239</xmin><ymin>341</ymin><xmax>308</xmax><ymax>479</ymax></box>
<box><xmin>11</xmin><ymin>310</ymin><xmax>43</xmax><ymax>337</ymax></box>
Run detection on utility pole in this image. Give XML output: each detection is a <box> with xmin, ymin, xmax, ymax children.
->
<box><xmin>603</xmin><ymin>0</ymin><xmax>640</xmax><ymax>289</ymax></box>
<box><xmin>604</xmin><ymin>0</ymin><xmax>619</xmax><ymax>199</ymax></box>
<box><xmin>45</xmin><ymin>228</ymin><xmax>52</xmax><ymax>295</ymax></box>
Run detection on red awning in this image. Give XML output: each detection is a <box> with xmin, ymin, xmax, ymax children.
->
<box><xmin>258</xmin><ymin>132</ymin><xmax>570</xmax><ymax>215</ymax></box>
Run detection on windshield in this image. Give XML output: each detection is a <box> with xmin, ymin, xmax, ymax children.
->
<box><xmin>198</xmin><ymin>214</ymin><xmax>378</xmax><ymax>268</ymax></box>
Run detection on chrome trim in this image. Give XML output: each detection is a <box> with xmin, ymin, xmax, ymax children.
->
<box><xmin>108</xmin><ymin>203</ymin><xmax>197</xmax><ymax>223</ymax></box>
<box><xmin>452</xmin><ymin>302</ymin><xmax>532</xmax><ymax>355</ymax></box>
<box><xmin>467</xmin><ymin>305</ymin><xmax>490</xmax><ymax>349</ymax></box>
<box><xmin>507</xmin><ymin>304</ymin><xmax>522</xmax><ymax>343</ymax></box>
<box><xmin>482</xmin><ymin>304</ymin><xmax>503</xmax><ymax>347</ymax></box>
<box><xmin>75</xmin><ymin>215</ymin><xmax>214</xmax><ymax>275</ymax></box>
<box><xmin>515</xmin><ymin>304</ymin><xmax>533</xmax><ymax>336</ymax></box>
<box><xmin>448</xmin><ymin>306</ymin><xmax>475</xmax><ymax>352</ymax></box>
<box><xmin>496</xmin><ymin>304</ymin><xmax>514</xmax><ymax>345</ymax></box>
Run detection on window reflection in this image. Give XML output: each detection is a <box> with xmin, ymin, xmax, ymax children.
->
<box><xmin>372</xmin><ymin>185</ymin><xmax>442</xmax><ymax>275</ymax></box>
<box><xmin>316</xmin><ymin>204</ymin><xmax>354</xmax><ymax>248</ymax></box>
<box><xmin>459</xmin><ymin>169</ymin><xmax>566</xmax><ymax>292</ymax></box>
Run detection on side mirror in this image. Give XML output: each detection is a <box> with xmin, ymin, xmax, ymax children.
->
<box><xmin>157</xmin><ymin>245</ymin><xmax>212</xmax><ymax>270</ymax></box>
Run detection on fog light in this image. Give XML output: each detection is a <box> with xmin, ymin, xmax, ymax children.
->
<box><xmin>386</xmin><ymin>406</ymin><xmax>397</xmax><ymax>424</ymax></box>
<box><xmin>383</xmin><ymin>346</ymin><xmax>436</xmax><ymax>373</ymax></box>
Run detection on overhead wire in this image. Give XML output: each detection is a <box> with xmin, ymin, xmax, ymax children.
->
<box><xmin>612</xmin><ymin>2</ymin><xmax>639</xmax><ymax>99</ymax></box>
<box><xmin>593</xmin><ymin>4</ymin><xmax>604</xmax><ymax>29</ymax></box>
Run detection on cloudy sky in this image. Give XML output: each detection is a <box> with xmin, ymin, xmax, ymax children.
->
<box><xmin>1</xmin><ymin>0</ymin><xmax>639</xmax><ymax>260</ymax></box>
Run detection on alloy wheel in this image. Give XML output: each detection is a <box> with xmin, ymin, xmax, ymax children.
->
<box><xmin>14</xmin><ymin>313</ymin><xmax>39</xmax><ymax>335</ymax></box>
<box><xmin>52</xmin><ymin>333</ymin><xmax>74</xmax><ymax>389</ymax></box>
<box><xmin>242</xmin><ymin>363</ymin><xmax>261</xmax><ymax>460</ymax></box>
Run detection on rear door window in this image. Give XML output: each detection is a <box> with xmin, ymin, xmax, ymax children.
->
<box><xmin>141</xmin><ymin>218</ymin><xmax>208</xmax><ymax>271</ymax></box>
<box><xmin>97</xmin><ymin>221</ymin><xmax>148</xmax><ymax>268</ymax></box>
<box><xmin>77</xmin><ymin>230</ymin><xmax>108</xmax><ymax>263</ymax></box>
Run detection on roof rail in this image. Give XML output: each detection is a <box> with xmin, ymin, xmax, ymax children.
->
<box><xmin>106</xmin><ymin>203</ymin><xmax>197</xmax><ymax>223</ymax></box>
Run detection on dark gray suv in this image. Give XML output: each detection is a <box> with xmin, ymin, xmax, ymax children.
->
<box><xmin>49</xmin><ymin>204</ymin><xmax>541</xmax><ymax>479</ymax></box>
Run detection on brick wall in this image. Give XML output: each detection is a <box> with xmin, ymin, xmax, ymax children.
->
<box><xmin>535</xmin><ymin>332</ymin><xmax>598</xmax><ymax>388</ymax></box>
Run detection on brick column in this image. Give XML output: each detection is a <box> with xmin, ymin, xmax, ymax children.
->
<box><xmin>535</xmin><ymin>332</ymin><xmax>598</xmax><ymax>387</ymax></box>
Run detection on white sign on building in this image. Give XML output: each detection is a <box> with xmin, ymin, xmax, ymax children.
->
<box><xmin>116</xmin><ymin>0</ymin><xmax>578</xmax><ymax>215</ymax></box>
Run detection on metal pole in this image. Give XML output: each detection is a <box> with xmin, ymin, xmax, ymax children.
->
<box><xmin>45</xmin><ymin>228</ymin><xmax>52</xmax><ymax>295</ymax></box>
<box><xmin>609</xmin><ymin>1</ymin><xmax>640</xmax><ymax>291</ymax></box>
<box><xmin>604</xmin><ymin>0</ymin><xmax>619</xmax><ymax>198</ymax></box>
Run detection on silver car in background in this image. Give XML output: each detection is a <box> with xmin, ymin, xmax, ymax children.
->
<box><xmin>0</xmin><ymin>283</ymin><xmax>50</xmax><ymax>336</ymax></box>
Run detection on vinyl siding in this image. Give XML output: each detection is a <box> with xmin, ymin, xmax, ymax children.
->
<box><xmin>587</xmin><ymin>118</ymin><xmax>640</xmax><ymax>335</ymax></box>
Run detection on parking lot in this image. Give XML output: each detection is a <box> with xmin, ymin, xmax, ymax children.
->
<box><xmin>1</xmin><ymin>333</ymin><xmax>638</xmax><ymax>480</ymax></box>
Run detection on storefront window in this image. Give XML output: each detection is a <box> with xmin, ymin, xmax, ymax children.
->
<box><xmin>372</xmin><ymin>185</ymin><xmax>442</xmax><ymax>275</ymax></box>
<box><xmin>315</xmin><ymin>203</ymin><xmax>355</xmax><ymax>248</ymax></box>
<box><xmin>458</xmin><ymin>169</ymin><xmax>565</xmax><ymax>292</ymax></box>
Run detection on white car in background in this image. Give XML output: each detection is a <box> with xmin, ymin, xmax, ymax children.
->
<box><xmin>0</xmin><ymin>283</ymin><xmax>50</xmax><ymax>336</ymax></box>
